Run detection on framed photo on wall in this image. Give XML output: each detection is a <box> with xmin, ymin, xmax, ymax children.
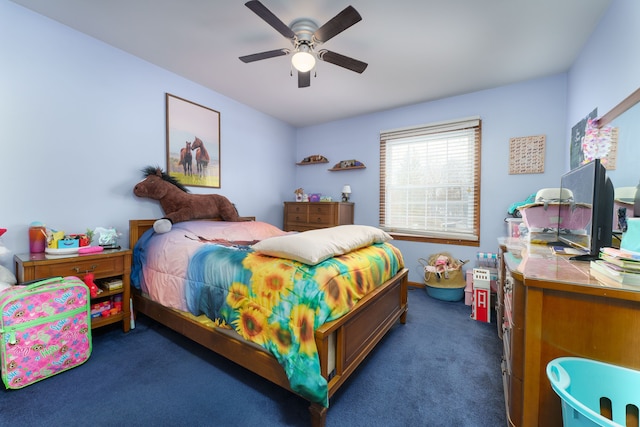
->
<box><xmin>166</xmin><ymin>93</ymin><xmax>221</xmax><ymax>188</ymax></box>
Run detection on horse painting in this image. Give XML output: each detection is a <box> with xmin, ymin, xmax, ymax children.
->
<box><xmin>133</xmin><ymin>166</ymin><xmax>239</xmax><ymax>233</ymax></box>
<box><xmin>178</xmin><ymin>141</ymin><xmax>193</xmax><ymax>176</ymax></box>
<box><xmin>191</xmin><ymin>137</ymin><xmax>210</xmax><ymax>178</ymax></box>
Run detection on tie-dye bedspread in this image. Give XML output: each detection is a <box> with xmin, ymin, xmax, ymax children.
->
<box><xmin>131</xmin><ymin>221</ymin><xmax>404</xmax><ymax>407</ymax></box>
<box><xmin>184</xmin><ymin>242</ymin><xmax>403</xmax><ymax>407</ymax></box>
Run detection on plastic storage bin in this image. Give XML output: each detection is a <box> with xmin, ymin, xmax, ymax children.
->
<box><xmin>505</xmin><ymin>217</ymin><xmax>524</xmax><ymax>238</ymax></box>
<box><xmin>546</xmin><ymin>357</ymin><xmax>640</xmax><ymax>427</ymax></box>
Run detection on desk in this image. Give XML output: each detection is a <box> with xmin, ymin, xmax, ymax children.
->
<box><xmin>498</xmin><ymin>239</ymin><xmax>640</xmax><ymax>426</ymax></box>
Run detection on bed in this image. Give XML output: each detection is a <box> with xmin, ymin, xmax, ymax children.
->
<box><xmin>129</xmin><ymin>218</ymin><xmax>408</xmax><ymax>426</ymax></box>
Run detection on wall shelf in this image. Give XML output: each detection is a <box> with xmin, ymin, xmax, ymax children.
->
<box><xmin>297</xmin><ymin>155</ymin><xmax>328</xmax><ymax>165</ymax></box>
<box><xmin>329</xmin><ymin>165</ymin><xmax>366</xmax><ymax>171</ymax></box>
<box><xmin>297</xmin><ymin>160</ymin><xmax>328</xmax><ymax>165</ymax></box>
<box><xmin>329</xmin><ymin>159</ymin><xmax>366</xmax><ymax>171</ymax></box>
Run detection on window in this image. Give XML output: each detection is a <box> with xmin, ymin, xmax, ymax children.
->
<box><xmin>379</xmin><ymin>117</ymin><xmax>481</xmax><ymax>246</ymax></box>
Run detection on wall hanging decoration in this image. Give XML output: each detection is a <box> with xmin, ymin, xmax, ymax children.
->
<box><xmin>166</xmin><ymin>93</ymin><xmax>221</xmax><ymax>188</ymax></box>
<box><xmin>508</xmin><ymin>135</ymin><xmax>546</xmax><ymax>175</ymax></box>
<box><xmin>570</xmin><ymin>108</ymin><xmax>598</xmax><ymax>169</ymax></box>
<box><xmin>582</xmin><ymin>118</ymin><xmax>618</xmax><ymax>169</ymax></box>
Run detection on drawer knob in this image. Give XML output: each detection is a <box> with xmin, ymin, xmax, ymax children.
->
<box><xmin>73</xmin><ymin>264</ymin><xmax>97</xmax><ymax>273</ymax></box>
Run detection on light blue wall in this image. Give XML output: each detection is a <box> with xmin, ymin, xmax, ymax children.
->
<box><xmin>567</xmin><ymin>0</ymin><xmax>640</xmax><ymax>188</ymax></box>
<box><xmin>295</xmin><ymin>0</ymin><xmax>640</xmax><ymax>284</ymax></box>
<box><xmin>0</xmin><ymin>1</ymin><xmax>296</xmax><ymax>262</ymax></box>
<box><xmin>296</xmin><ymin>74</ymin><xmax>568</xmax><ymax>282</ymax></box>
<box><xmin>2</xmin><ymin>0</ymin><xmax>637</xmax><ymax>285</ymax></box>
<box><xmin>567</xmin><ymin>0</ymin><xmax>640</xmax><ymax>131</ymax></box>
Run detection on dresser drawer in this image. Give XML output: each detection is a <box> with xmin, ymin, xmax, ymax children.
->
<box><xmin>286</xmin><ymin>204</ymin><xmax>309</xmax><ymax>216</ymax></box>
<box><xmin>283</xmin><ymin>202</ymin><xmax>353</xmax><ymax>232</ymax></box>
<box><xmin>33</xmin><ymin>256</ymin><xmax>124</xmax><ymax>279</ymax></box>
<box><xmin>307</xmin><ymin>204</ymin><xmax>334</xmax><ymax>215</ymax></box>
<box><xmin>302</xmin><ymin>204</ymin><xmax>335</xmax><ymax>224</ymax></box>
<box><xmin>307</xmin><ymin>212</ymin><xmax>334</xmax><ymax>225</ymax></box>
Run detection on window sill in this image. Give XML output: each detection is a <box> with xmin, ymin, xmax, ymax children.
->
<box><xmin>389</xmin><ymin>232</ymin><xmax>480</xmax><ymax>247</ymax></box>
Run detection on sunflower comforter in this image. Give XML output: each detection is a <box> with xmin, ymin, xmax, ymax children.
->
<box><xmin>131</xmin><ymin>220</ymin><xmax>404</xmax><ymax>407</ymax></box>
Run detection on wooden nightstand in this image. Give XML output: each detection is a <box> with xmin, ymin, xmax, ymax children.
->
<box><xmin>283</xmin><ymin>202</ymin><xmax>354</xmax><ymax>231</ymax></box>
<box><xmin>13</xmin><ymin>249</ymin><xmax>132</xmax><ymax>332</ymax></box>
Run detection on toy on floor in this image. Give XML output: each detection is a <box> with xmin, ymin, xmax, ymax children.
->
<box><xmin>133</xmin><ymin>166</ymin><xmax>241</xmax><ymax>233</ymax></box>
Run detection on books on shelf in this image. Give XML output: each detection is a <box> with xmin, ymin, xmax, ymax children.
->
<box><xmin>590</xmin><ymin>259</ymin><xmax>640</xmax><ymax>286</ymax></box>
<box><xmin>99</xmin><ymin>278</ymin><xmax>123</xmax><ymax>291</ymax></box>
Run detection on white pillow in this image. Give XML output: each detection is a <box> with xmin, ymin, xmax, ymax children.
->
<box><xmin>252</xmin><ymin>225</ymin><xmax>392</xmax><ymax>265</ymax></box>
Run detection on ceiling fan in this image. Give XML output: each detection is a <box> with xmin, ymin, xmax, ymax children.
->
<box><xmin>239</xmin><ymin>1</ymin><xmax>368</xmax><ymax>88</ymax></box>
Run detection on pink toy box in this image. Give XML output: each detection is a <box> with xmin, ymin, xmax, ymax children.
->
<box><xmin>0</xmin><ymin>276</ymin><xmax>91</xmax><ymax>389</ymax></box>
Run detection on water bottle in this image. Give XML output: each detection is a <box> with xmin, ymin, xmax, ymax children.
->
<box><xmin>28</xmin><ymin>221</ymin><xmax>47</xmax><ymax>253</ymax></box>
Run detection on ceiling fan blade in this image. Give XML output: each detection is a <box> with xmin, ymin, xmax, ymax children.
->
<box><xmin>318</xmin><ymin>50</ymin><xmax>368</xmax><ymax>73</ymax></box>
<box><xmin>298</xmin><ymin>71</ymin><xmax>311</xmax><ymax>88</ymax></box>
<box><xmin>239</xmin><ymin>49</ymin><xmax>289</xmax><ymax>63</ymax></box>
<box><xmin>245</xmin><ymin>1</ymin><xmax>295</xmax><ymax>39</ymax></box>
<box><xmin>313</xmin><ymin>6</ymin><xmax>362</xmax><ymax>43</ymax></box>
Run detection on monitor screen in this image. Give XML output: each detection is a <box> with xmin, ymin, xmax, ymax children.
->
<box><xmin>557</xmin><ymin>159</ymin><xmax>613</xmax><ymax>260</ymax></box>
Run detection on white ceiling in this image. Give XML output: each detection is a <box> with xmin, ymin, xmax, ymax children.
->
<box><xmin>11</xmin><ymin>0</ymin><xmax>612</xmax><ymax>127</ymax></box>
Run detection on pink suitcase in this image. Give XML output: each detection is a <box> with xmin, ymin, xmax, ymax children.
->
<box><xmin>0</xmin><ymin>276</ymin><xmax>91</xmax><ymax>389</ymax></box>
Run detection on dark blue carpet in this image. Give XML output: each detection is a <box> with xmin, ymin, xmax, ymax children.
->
<box><xmin>0</xmin><ymin>288</ymin><xmax>506</xmax><ymax>426</ymax></box>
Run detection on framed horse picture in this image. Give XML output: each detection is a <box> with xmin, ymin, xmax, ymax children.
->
<box><xmin>165</xmin><ymin>93</ymin><xmax>221</xmax><ymax>188</ymax></box>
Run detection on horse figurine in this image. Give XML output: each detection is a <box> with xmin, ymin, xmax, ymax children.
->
<box><xmin>191</xmin><ymin>137</ymin><xmax>210</xmax><ymax>178</ymax></box>
<box><xmin>178</xmin><ymin>141</ymin><xmax>192</xmax><ymax>176</ymax></box>
<box><xmin>133</xmin><ymin>166</ymin><xmax>240</xmax><ymax>233</ymax></box>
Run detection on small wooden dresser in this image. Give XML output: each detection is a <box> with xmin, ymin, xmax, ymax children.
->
<box><xmin>283</xmin><ymin>202</ymin><xmax>354</xmax><ymax>232</ymax></box>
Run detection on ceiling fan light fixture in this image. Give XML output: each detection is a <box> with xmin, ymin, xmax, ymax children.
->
<box><xmin>291</xmin><ymin>48</ymin><xmax>316</xmax><ymax>72</ymax></box>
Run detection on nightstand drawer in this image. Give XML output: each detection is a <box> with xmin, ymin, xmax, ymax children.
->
<box><xmin>33</xmin><ymin>256</ymin><xmax>123</xmax><ymax>279</ymax></box>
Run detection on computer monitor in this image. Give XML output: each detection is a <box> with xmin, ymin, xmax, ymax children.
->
<box><xmin>557</xmin><ymin>159</ymin><xmax>614</xmax><ymax>261</ymax></box>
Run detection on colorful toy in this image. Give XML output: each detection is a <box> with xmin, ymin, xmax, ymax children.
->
<box><xmin>133</xmin><ymin>166</ymin><xmax>240</xmax><ymax>233</ymax></box>
<box><xmin>0</xmin><ymin>276</ymin><xmax>91</xmax><ymax>389</ymax></box>
<box><xmin>82</xmin><ymin>273</ymin><xmax>99</xmax><ymax>298</ymax></box>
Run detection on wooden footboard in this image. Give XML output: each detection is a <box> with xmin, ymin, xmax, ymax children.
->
<box><xmin>129</xmin><ymin>219</ymin><xmax>408</xmax><ymax>427</ymax></box>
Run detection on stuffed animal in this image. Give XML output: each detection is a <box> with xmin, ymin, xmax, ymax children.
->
<box><xmin>133</xmin><ymin>166</ymin><xmax>240</xmax><ymax>233</ymax></box>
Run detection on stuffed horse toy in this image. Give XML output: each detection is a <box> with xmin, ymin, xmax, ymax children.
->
<box><xmin>133</xmin><ymin>166</ymin><xmax>240</xmax><ymax>233</ymax></box>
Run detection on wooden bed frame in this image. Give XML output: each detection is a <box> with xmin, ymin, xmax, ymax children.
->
<box><xmin>129</xmin><ymin>219</ymin><xmax>408</xmax><ymax>427</ymax></box>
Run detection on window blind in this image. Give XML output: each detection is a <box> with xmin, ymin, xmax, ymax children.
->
<box><xmin>380</xmin><ymin>117</ymin><xmax>481</xmax><ymax>242</ymax></box>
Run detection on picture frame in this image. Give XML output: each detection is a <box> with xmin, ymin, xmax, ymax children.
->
<box><xmin>166</xmin><ymin>93</ymin><xmax>221</xmax><ymax>188</ymax></box>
